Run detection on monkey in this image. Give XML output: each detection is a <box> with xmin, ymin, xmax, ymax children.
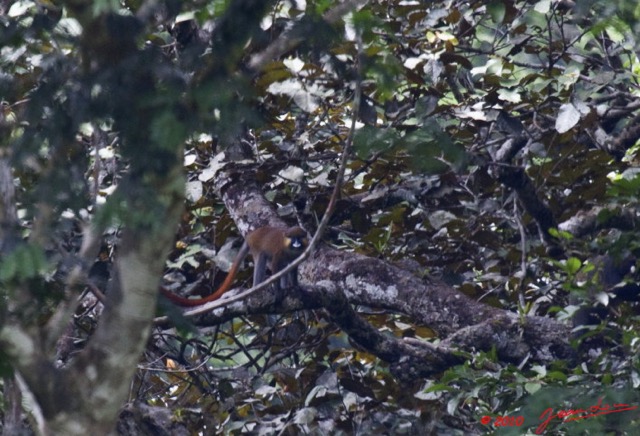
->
<box><xmin>161</xmin><ymin>226</ymin><xmax>308</xmax><ymax>307</ymax></box>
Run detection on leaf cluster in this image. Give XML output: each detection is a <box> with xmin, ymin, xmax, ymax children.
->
<box><xmin>3</xmin><ymin>0</ymin><xmax>640</xmax><ymax>433</ymax></box>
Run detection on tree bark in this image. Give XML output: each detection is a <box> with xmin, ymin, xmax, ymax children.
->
<box><xmin>171</xmin><ymin>166</ymin><xmax>575</xmax><ymax>373</ymax></box>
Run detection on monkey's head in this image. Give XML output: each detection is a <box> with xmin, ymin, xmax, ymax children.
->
<box><xmin>284</xmin><ymin>226</ymin><xmax>308</xmax><ymax>252</ymax></box>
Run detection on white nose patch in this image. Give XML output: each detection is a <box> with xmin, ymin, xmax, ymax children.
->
<box><xmin>292</xmin><ymin>240</ymin><xmax>302</xmax><ymax>248</ymax></box>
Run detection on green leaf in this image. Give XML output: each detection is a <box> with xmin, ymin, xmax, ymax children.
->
<box><xmin>565</xmin><ymin>257</ymin><xmax>582</xmax><ymax>275</ymax></box>
<box><xmin>402</xmin><ymin>120</ymin><xmax>467</xmax><ymax>173</ymax></box>
<box><xmin>151</xmin><ymin>110</ymin><xmax>187</xmax><ymax>151</ymax></box>
<box><xmin>525</xmin><ymin>382</ymin><xmax>542</xmax><ymax>394</ymax></box>
<box><xmin>0</xmin><ymin>252</ymin><xmax>18</xmax><ymax>282</ymax></box>
<box><xmin>353</xmin><ymin>126</ymin><xmax>401</xmax><ymax>157</ymax></box>
<box><xmin>0</xmin><ymin>244</ymin><xmax>47</xmax><ymax>282</ymax></box>
<box><xmin>546</xmin><ymin>371</ymin><xmax>568</xmax><ymax>382</ymax></box>
<box><xmin>487</xmin><ymin>1</ymin><xmax>506</xmax><ymax>23</ymax></box>
<box><xmin>548</xmin><ymin>228</ymin><xmax>573</xmax><ymax>240</ymax></box>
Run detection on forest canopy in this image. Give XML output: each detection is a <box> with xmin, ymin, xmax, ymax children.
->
<box><xmin>1</xmin><ymin>0</ymin><xmax>640</xmax><ymax>434</ymax></box>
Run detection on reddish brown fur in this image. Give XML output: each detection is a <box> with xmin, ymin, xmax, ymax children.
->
<box><xmin>161</xmin><ymin>226</ymin><xmax>307</xmax><ymax>307</ymax></box>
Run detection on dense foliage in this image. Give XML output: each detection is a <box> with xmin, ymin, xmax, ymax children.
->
<box><xmin>2</xmin><ymin>0</ymin><xmax>640</xmax><ymax>434</ymax></box>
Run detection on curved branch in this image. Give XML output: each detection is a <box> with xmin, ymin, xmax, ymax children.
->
<box><xmin>162</xmin><ymin>176</ymin><xmax>574</xmax><ymax>367</ymax></box>
<box><xmin>558</xmin><ymin>206</ymin><xmax>637</xmax><ymax>237</ymax></box>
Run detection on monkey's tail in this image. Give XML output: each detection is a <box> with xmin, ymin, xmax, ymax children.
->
<box><xmin>160</xmin><ymin>242</ymin><xmax>249</xmax><ymax>307</ymax></box>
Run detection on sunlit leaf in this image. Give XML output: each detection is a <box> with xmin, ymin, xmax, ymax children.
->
<box><xmin>555</xmin><ymin>103</ymin><xmax>581</xmax><ymax>133</ymax></box>
<box><xmin>534</xmin><ymin>0</ymin><xmax>551</xmax><ymax>14</ymax></box>
<box><xmin>525</xmin><ymin>382</ymin><xmax>542</xmax><ymax>394</ymax></box>
<box><xmin>185</xmin><ymin>180</ymin><xmax>203</xmax><ymax>203</ymax></box>
<box><xmin>565</xmin><ymin>257</ymin><xmax>582</xmax><ymax>275</ymax></box>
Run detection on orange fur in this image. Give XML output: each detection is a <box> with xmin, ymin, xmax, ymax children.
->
<box><xmin>161</xmin><ymin>226</ymin><xmax>307</xmax><ymax>307</ymax></box>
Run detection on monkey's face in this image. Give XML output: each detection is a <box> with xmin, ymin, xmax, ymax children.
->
<box><xmin>284</xmin><ymin>227</ymin><xmax>308</xmax><ymax>254</ymax></box>
<box><xmin>290</xmin><ymin>237</ymin><xmax>304</xmax><ymax>249</ymax></box>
